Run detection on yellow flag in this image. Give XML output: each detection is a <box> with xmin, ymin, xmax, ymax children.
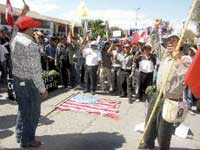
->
<box><xmin>78</xmin><ymin>0</ymin><xmax>89</xmax><ymax>17</ymax></box>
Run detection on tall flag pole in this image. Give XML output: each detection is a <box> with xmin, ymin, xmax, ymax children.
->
<box><xmin>5</xmin><ymin>0</ymin><xmax>14</xmax><ymax>27</ymax></box>
<box><xmin>136</xmin><ymin>0</ymin><xmax>200</xmax><ymax>149</ymax></box>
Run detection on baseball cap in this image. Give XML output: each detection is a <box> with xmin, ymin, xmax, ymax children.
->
<box><xmin>16</xmin><ymin>16</ymin><xmax>41</xmax><ymax>30</ymax></box>
<box><xmin>124</xmin><ymin>43</ymin><xmax>130</xmax><ymax>47</ymax></box>
<box><xmin>90</xmin><ymin>41</ymin><xmax>98</xmax><ymax>46</ymax></box>
<box><xmin>143</xmin><ymin>43</ymin><xmax>152</xmax><ymax>48</ymax></box>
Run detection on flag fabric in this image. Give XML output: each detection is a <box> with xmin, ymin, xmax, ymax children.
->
<box><xmin>140</xmin><ymin>28</ymin><xmax>150</xmax><ymax>43</ymax></box>
<box><xmin>67</xmin><ymin>30</ymin><xmax>73</xmax><ymax>44</ymax></box>
<box><xmin>131</xmin><ymin>32</ymin><xmax>140</xmax><ymax>45</ymax></box>
<box><xmin>6</xmin><ymin>0</ymin><xmax>14</xmax><ymax>27</ymax></box>
<box><xmin>56</xmin><ymin>96</ymin><xmax>121</xmax><ymax>119</ymax></box>
<box><xmin>184</xmin><ymin>49</ymin><xmax>200</xmax><ymax>98</ymax></box>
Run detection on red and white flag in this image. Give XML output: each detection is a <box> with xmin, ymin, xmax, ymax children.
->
<box><xmin>6</xmin><ymin>0</ymin><xmax>14</xmax><ymax>27</ymax></box>
<box><xmin>184</xmin><ymin>48</ymin><xmax>200</xmax><ymax>98</ymax></box>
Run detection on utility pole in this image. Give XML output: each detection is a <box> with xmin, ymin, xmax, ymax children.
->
<box><xmin>135</xmin><ymin>8</ymin><xmax>140</xmax><ymax>31</ymax></box>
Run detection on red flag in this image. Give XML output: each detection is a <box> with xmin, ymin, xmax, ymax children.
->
<box><xmin>131</xmin><ymin>32</ymin><xmax>140</xmax><ymax>45</ymax></box>
<box><xmin>6</xmin><ymin>0</ymin><xmax>14</xmax><ymax>27</ymax></box>
<box><xmin>184</xmin><ymin>49</ymin><xmax>200</xmax><ymax>98</ymax></box>
<box><xmin>67</xmin><ymin>30</ymin><xmax>73</xmax><ymax>44</ymax></box>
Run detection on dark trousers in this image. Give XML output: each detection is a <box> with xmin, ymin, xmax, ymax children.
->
<box><xmin>69</xmin><ymin>64</ymin><xmax>77</xmax><ymax>88</ymax></box>
<box><xmin>144</xmin><ymin>99</ymin><xmax>174</xmax><ymax>150</ymax></box>
<box><xmin>138</xmin><ymin>72</ymin><xmax>153</xmax><ymax>99</ymax></box>
<box><xmin>60</xmin><ymin>60</ymin><xmax>69</xmax><ymax>87</ymax></box>
<box><xmin>111</xmin><ymin>67</ymin><xmax>121</xmax><ymax>93</ymax></box>
<box><xmin>120</xmin><ymin>70</ymin><xmax>132</xmax><ymax>98</ymax></box>
<box><xmin>13</xmin><ymin>77</ymin><xmax>41</xmax><ymax>146</ymax></box>
<box><xmin>85</xmin><ymin>65</ymin><xmax>98</xmax><ymax>92</ymax></box>
<box><xmin>48</xmin><ymin>59</ymin><xmax>56</xmax><ymax>71</ymax></box>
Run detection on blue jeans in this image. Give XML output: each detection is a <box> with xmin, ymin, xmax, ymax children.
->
<box><xmin>13</xmin><ymin>77</ymin><xmax>41</xmax><ymax>146</ymax></box>
<box><xmin>184</xmin><ymin>86</ymin><xmax>193</xmax><ymax>110</ymax></box>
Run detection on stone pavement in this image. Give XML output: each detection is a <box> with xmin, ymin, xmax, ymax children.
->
<box><xmin>0</xmin><ymin>88</ymin><xmax>200</xmax><ymax>150</ymax></box>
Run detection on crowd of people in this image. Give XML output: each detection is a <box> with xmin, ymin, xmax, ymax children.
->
<box><xmin>0</xmin><ymin>2</ymin><xmax>200</xmax><ymax>150</ymax></box>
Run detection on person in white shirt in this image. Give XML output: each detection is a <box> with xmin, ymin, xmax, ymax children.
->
<box><xmin>82</xmin><ymin>41</ymin><xmax>102</xmax><ymax>95</ymax></box>
<box><xmin>135</xmin><ymin>43</ymin><xmax>156</xmax><ymax>101</ymax></box>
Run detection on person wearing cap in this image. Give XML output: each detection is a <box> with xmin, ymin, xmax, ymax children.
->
<box><xmin>139</xmin><ymin>34</ymin><xmax>189</xmax><ymax>150</ymax></box>
<box><xmin>82</xmin><ymin>40</ymin><xmax>102</xmax><ymax>95</ymax></box>
<box><xmin>109</xmin><ymin>43</ymin><xmax>122</xmax><ymax>95</ymax></box>
<box><xmin>135</xmin><ymin>43</ymin><xmax>156</xmax><ymax>102</ymax></box>
<box><xmin>116</xmin><ymin>43</ymin><xmax>134</xmax><ymax>103</ymax></box>
<box><xmin>11</xmin><ymin>16</ymin><xmax>48</xmax><ymax>148</ymax></box>
<box><xmin>183</xmin><ymin>46</ymin><xmax>197</xmax><ymax>114</ymax></box>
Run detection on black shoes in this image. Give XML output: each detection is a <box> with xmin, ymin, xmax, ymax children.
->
<box><xmin>138</xmin><ymin>143</ymin><xmax>155</xmax><ymax>150</ymax></box>
<box><xmin>120</xmin><ymin>93</ymin><xmax>127</xmax><ymax>98</ymax></box>
<box><xmin>83</xmin><ymin>90</ymin><xmax>90</xmax><ymax>93</ymax></box>
<box><xmin>92</xmin><ymin>91</ymin><xmax>96</xmax><ymax>95</ymax></box>
<box><xmin>20</xmin><ymin>140</ymin><xmax>42</xmax><ymax>148</ymax></box>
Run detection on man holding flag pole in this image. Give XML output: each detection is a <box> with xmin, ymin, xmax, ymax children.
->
<box><xmin>137</xmin><ymin>0</ymin><xmax>199</xmax><ymax>149</ymax></box>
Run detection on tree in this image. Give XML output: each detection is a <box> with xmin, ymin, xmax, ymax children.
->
<box><xmin>88</xmin><ymin>19</ymin><xmax>106</xmax><ymax>38</ymax></box>
<box><xmin>183</xmin><ymin>29</ymin><xmax>196</xmax><ymax>44</ymax></box>
<box><xmin>192</xmin><ymin>2</ymin><xmax>200</xmax><ymax>32</ymax></box>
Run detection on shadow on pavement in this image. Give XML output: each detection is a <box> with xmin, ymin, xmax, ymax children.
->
<box><xmin>37</xmin><ymin>132</ymin><xmax>126</xmax><ymax>150</ymax></box>
<box><xmin>38</xmin><ymin>115</ymin><xmax>55</xmax><ymax>126</ymax></box>
<box><xmin>170</xmin><ymin>148</ymin><xmax>200</xmax><ymax>150</ymax></box>
<box><xmin>42</xmin><ymin>88</ymin><xmax>69</xmax><ymax>103</ymax></box>
<box><xmin>0</xmin><ymin>115</ymin><xmax>16</xmax><ymax>129</ymax></box>
<box><xmin>0</xmin><ymin>99</ymin><xmax>16</xmax><ymax>105</ymax></box>
<box><xmin>0</xmin><ymin>130</ymin><xmax>14</xmax><ymax>139</ymax></box>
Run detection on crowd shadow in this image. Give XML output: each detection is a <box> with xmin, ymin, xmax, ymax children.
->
<box><xmin>0</xmin><ymin>99</ymin><xmax>16</xmax><ymax>105</ymax></box>
<box><xmin>170</xmin><ymin>148</ymin><xmax>200</xmax><ymax>150</ymax></box>
<box><xmin>36</xmin><ymin>132</ymin><xmax>126</xmax><ymax>150</ymax></box>
<box><xmin>38</xmin><ymin>115</ymin><xmax>55</xmax><ymax>126</ymax></box>
<box><xmin>43</xmin><ymin>88</ymin><xmax>70</xmax><ymax>103</ymax></box>
<box><xmin>0</xmin><ymin>130</ymin><xmax>14</xmax><ymax>140</ymax></box>
<box><xmin>154</xmin><ymin>146</ymin><xmax>200</xmax><ymax>150</ymax></box>
<box><xmin>0</xmin><ymin>114</ymin><xmax>16</xmax><ymax>129</ymax></box>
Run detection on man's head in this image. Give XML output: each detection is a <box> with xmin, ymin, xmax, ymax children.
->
<box><xmin>123</xmin><ymin>44</ymin><xmax>131</xmax><ymax>54</ymax></box>
<box><xmin>142</xmin><ymin>43</ymin><xmax>152</xmax><ymax>55</ymax></box>
<box><xmin>90</xmin><ymin>41</ymin><xmax>98</xmax><ymax>50</ymax></box>
<box><xmin>16</xmin><ymin>16</ymin><xmax>41</xmax><ymax>37</ymax></box>
<box><xmin>166</xmin><ymin>34</ymin><xmax>180</xmax><ymax>53</ymax></box>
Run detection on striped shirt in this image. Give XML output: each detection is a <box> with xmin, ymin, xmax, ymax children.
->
<box><xmin>11</xmin><ymin>32</ymin><xmax>45</xmax><ymax>93</ymax></box>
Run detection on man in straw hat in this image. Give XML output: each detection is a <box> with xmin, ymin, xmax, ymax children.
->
<box><xmin>11</xmin><ymin>15</ymin><xmax>48</xmax><ymax>148</ymax></box>
<box><xmin>138</xmin><ymin>33</ymin><xmax>189</xmax><ymax>150</ymax></box>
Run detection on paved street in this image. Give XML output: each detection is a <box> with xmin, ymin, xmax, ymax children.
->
<box><xmin>0</xmin><ymin>88</ymin><xmax>200</xmax><ymax>150</ymax></box>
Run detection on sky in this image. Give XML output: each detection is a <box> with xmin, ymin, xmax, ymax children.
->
<box><xmin>0</xmin><ymin>0</ymin><xmax>196</xmax><ymax>31</ymax></box>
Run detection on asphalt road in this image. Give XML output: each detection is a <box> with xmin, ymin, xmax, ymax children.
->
<box><xmin>0</xmin><ymin>88</ymin><xmax>200</xmax><ymax>150</ymax></box>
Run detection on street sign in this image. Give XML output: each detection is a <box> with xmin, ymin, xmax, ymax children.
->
<box><xmin>113</xmin><ymin>30</ymin><xmax>122</xmax><ymax>37</ymax></box>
